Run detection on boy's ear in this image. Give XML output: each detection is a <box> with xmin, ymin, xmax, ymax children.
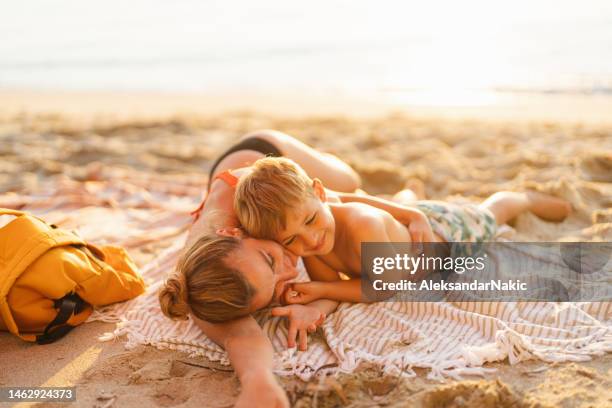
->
<box><xmin>312</xmin><ymin>178</ymin><xmax>326</xmax><ymax>201</ymax></box>
<box><xmin>216</xmin><ymin>227</ymin><xmax>244</xmax><ymax>238</ymax></box>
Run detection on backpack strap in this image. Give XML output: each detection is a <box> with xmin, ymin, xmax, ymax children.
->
<box><xmin>0</xmin><ymin>213</ymin><xmax>86</xmax><ymax>338</ymax></box>
<box><xmin>35</xmin><ymin>293</ymin><xmax>86</xmax><ymax>345</ymax></box>
<box><xmin>0</xmin><ymin>209</ymin><xmax>25</xmax><ymax>216</ymax></box>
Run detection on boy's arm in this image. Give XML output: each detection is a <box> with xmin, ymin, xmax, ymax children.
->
<box><xmin>290</xmin><ymin>279</ymin><xmax>363</xmax><ymax>303</ymax></box>
<box><xmin>335</xmin><ymin>191</ymin><xmax>421</xmax><ymax>221</ymax></box>
<box><xmin>285</xmin><ymin>256</ymin><xmax>342</xmax><ymax>308</ymax></box>
<box><xmin>288</xmin><ymin>254</ymin><xmax>355</xmax><ymax>304</ymax></box>
<box><xmin>288</xmin><ymin>216</ymin><xmax>397</xmax><ymax>304</ymax></box>
<box><xmin>293</xmin><ymin>272</ymin><xmax>396</xmax><ymax>303</ymax></box>
<box><xmin>303</xmin><ymin>255</ymin><xmax>342</xmax><ymax>281</ymax></box>
<box><xmin>194</xmin><ymin>315</ymin><xmax>289</xmax><ymax>408</ymax></box>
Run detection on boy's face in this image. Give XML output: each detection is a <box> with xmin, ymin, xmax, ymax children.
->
<box><xmin>276</xmin><ymin>179</ymin><xmax>335</xmax><ymax>257</ymax></box>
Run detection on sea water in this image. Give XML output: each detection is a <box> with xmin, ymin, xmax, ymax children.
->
<box><xmin>1</xmin><ymin>0</ymin><xmax>611</xmax><ymax>106</ymax></box>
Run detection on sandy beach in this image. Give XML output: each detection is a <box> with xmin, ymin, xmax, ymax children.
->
<box><xmin>1</xmin><ymin>91</ymin><xmax>611</xmax><ymax>407</ymax></box>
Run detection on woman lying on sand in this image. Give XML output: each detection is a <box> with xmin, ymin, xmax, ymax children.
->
<box><xmin>159</xmin><ymin>130</ymin><xmax>435</xmax><ymax>408</ymax></box>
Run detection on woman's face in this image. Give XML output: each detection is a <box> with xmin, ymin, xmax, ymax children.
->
<box><xmin>225</xmin><ymin>236</ymin><xmax>299</xmax><ymax>311</ymax></box>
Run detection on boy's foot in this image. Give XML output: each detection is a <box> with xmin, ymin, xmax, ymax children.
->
<box><xmin>405</xmin><ymin>178</ymin><xmax>426</xmax><ymax>200</ymax></box>
<box><xmin>392</xmin><ymin>179</ymin><xmax>426</xmax><ymax>205</ymax></box>
<box><xmin>392</xmin><ymin>189</ymin><xmax>418</xmax><ymax>205</ymax></box>
<box><xmin>526</xmin><ymin>191</ymin><xmax>572</xmax><ymax>222</ymax></box>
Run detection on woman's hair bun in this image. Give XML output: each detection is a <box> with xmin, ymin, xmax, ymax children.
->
<box><xmin>158</xmin><ymin>276</ymin><xmax>190</xmax><ymax>320</ymax></box>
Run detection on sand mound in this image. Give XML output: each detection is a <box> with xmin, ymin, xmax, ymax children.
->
<box><xmin>423</xmin><ymin>380</ymin><xmax>524</xmax><ymax>408</ymax></box>
<box><xmin>526</xmin><ymin>364</ymin><xmax>612</xmax><ymax>408</ymax></box>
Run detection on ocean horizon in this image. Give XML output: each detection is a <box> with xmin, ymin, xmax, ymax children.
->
<box><xmin>2</xmin><ymin>0</ymin><xmax>612</xmax><ymax>106</ymax></box>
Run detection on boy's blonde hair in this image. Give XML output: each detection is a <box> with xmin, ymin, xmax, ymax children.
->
<box><xmin>234</xmin><ymin>157</ymin><xmax>314</xmax><ymax>239</ymax></box>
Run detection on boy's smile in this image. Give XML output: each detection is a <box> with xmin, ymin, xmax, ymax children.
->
<box><xmin>311</xmin><ymin>231</ymin><xmax>327</xmax><ymax>252</ymax></box>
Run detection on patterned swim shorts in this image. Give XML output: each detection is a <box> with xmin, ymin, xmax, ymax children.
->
<box><xmin>415</xmin><ymin>201</ymin><xmax>497</xmax><ymax>243</ymax></box>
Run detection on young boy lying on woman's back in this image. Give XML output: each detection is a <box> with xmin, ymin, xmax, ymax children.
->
<box><xmin>234</xmin><ymin>157</ymin><xmax>571</xmax><ymax>346</ymax></box>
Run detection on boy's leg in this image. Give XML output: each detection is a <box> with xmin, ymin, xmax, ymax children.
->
<box><xmin>480</xmin><ymin>191</ymin><xmax>571</xmax><ymax>225</ymax></box>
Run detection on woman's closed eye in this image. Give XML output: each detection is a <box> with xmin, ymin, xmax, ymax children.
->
<box><xmin>266</xmin><ymin>252</ymin><xmax>276</xmax><ymax>270</ymax></box>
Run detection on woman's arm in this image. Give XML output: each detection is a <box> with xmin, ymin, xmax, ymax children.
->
<box><xmin>194</xmin><ymin>316</ymin><xmax>289</xmax><ymax>408</ymax></box>
<box><xmin>335</xmin><ymin>192</ymin><xmax>435</xmax><ymax>242</ymax></box>
<box><xmin>335</xmin><ymin>192</ymin><xmax>421</xmax><ymax>222</ymax></box>
<box><xmin>242</xmin><ymin>130</ymin><xmax>361</xmax><ymax>192</ymax></box>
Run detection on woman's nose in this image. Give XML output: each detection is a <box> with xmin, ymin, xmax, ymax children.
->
<box><xmin>283</xmin><ymin>249</ymin><xmax>298</xmax><ymax>267</ymax></box>
<box><xmin>281</xmin><ymin>255</ymin><xmax>299</xmax><ymax>279</ymax></box>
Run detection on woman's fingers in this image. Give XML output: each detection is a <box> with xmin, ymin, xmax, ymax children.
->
<box><xmin>271</xmin><ymin>306</ymin><xmax>290</xmax><ymax>317</ymax></box>
<box><xmin>307</xmin><ymin>324</ymin><xmax>317</xmax><ymax>333</ymax></box>
<box><xmin>298</xmin><ymin>329</ymin><xmax>308</xmax><ymax>351</ymax></box>
<box><xmin>287</xmin><ymin>324</ymin><xmax>297</xmax><ymax>348</ymax></box>
<box><xmin>425</xmin><ymin>227</ymin><xmax>435</xmax><ymax>242</ymax></box>
<box><xmin>316</xmin><ymin>313</ymin><xmax>326</xmax><ymax>326</ymax></box>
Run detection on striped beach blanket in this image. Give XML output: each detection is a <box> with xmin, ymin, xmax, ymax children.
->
<box><xmin>92</xmin><ymin>240</ymin><xmax>611</xmax><ymax>381</ymax></box>
<box><xmin>3</xmin><ymin>169</ymin><xmax>610</xmax><ymax>381</ymax></box>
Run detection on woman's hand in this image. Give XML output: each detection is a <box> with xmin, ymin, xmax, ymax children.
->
<box><xmin>271</xmin><ymin>304</ymin><xmax>326</xmax><ymax>350</ymax></box>
<box><xmin>406</xmin><ymin>209</ymin><xmax>435</xmax><ymax>243</ymax></box>
<box><xmin>235</xmin><ymin>369</ymin><xmax>289</xmax><ymax>408</ymax></box>
<box><xmin>282</xmin><ymin>281</ymin><xmax>326</xmax><ymax>305</ymax></box>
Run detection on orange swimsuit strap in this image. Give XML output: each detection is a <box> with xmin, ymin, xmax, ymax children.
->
<box><xmin>213</xmin><ymin>170</ymin><xmax>239</xmax><ymax>188</ymax></box>
<box><xmin>190</xmin><ymin>170</ymin><xmax>239</xmax><ymax>222</ymax></box>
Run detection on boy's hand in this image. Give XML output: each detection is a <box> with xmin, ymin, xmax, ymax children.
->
<box><xmin>282</xmin><ymin>282</ymin><xmax>325</xmax><ymax>305</ymax></box>
<box><xmin>271</xmin><ymin>304</ymin><xmax>326</xmax><ymax>350</ymax></box>
<box><xmin>406</xmin><ymin>210</ymin><xmax>435</xmax><ymax>243</ymax></box>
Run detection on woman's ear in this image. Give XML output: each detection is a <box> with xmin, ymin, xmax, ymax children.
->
<box><xmin>312</xmin><ymin>178</ymin><xmax>327</xmax><ymax>201</ymax></box>
<box><xmin>216</xmin><ymin>227</ymin><xmax>244</xmax><ymax>238</ymax></box>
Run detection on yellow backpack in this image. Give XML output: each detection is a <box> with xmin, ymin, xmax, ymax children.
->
<box><xmin>0</xmin><ymin>208</ymin><xmax>146</xmax><ymax>344</ymax></box>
